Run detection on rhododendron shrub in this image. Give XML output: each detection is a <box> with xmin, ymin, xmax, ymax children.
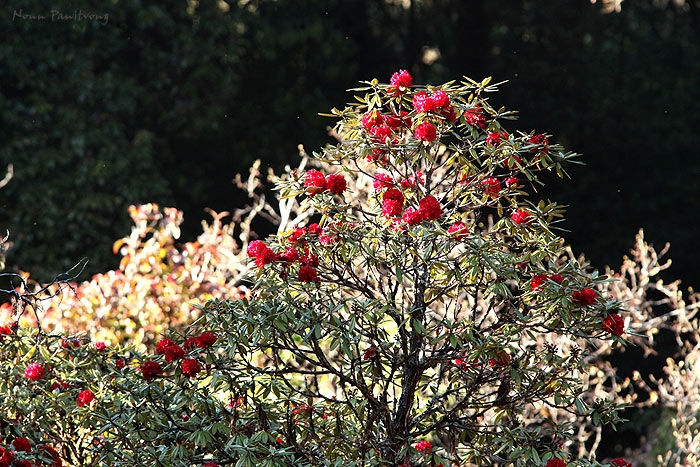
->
<box><xmin>90</xmin><ymin>73</ymin><xmax>628</xmax><ymax>466</ymax></box>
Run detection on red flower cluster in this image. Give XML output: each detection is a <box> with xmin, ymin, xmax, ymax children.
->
<box><xmin>611</xmin><ymin>458</ymin><xmax>632</xmax><ymax>467</ymax></box>
<box><xmin>511</xmin><ymin>209</ymin><xmax>533</xmax><ymax>225</ymax></box>
<box><xmin>419</xmin><ymin>196</ymin><xmax>442</xmax><ymax>220</ymax></box>
<box><xmin>486</xmin><ymin>130</ymin><xmax>507</xmax><ymax>146</ymax></box>
<box><xmin>545</xmin><ymin>459</ymin><xmax>567</xmax><ymax>467</ymax></box>
<box><xmin>413</xmin><ymin>121</ymin><xmax>437</xmax><ymax>143</ymax></box>
<box><xmin>24</xmin><ymin>362</ymin><xmax>44</xmax><ymax>381</ymax></box>
<box><xmin>465</xmin><ymin>105</ymin><xmax>487</xmax><ymax>129</ymax></box>
<box><xmin>448</xmin><ymin>222</ymin><xmax>469</xmax><ymax>240</ymax></box>
<box><xmin>0</xmin><ymin>447</ymin><xmax>13</xmax><ymax>467</ymax></box>
<box><xmin>77</xmin><ymin>389</ymin><xmax>95</xmax><ymax>407</ymax></box>
<box><xmin>373</xmin><ymin>173</ymin><xmax>394</xmax><ymax>191</ymax></box>
<box><xmin>572</xmin><ymin>287</ymin><xmax>597</xmax><ymax>306</ymax></box>
<box><xmin>141</xmin><ymin>361</ymin><xmax>163</xmax><ymax>381</ymax></box>
<box><xmin>489</xmin><ymin>351</ymin><xmax>510</xmax><ymax>367</ymax></box>
<box><xmin>414</xmin><ymin>439</ymin><xmax>433</xmax><ymax>454</ymax></box>
<box><xmin>530</xmin><ymin>273</ymin><xmax>564</xmax><ymax>291</ymax></box>
<box><xmin>247</xmin><ymin>240</ymin><xmax>278</xmax><ymax>267</ymax></box>
<box><xmin>400</xmin><ymin>171</ymin><xmax>424</xmax><ymax>189</ymax></box>
<box><xmin>389</xmin><ymin>69</ymin><xmax>413</xmax><ymax>94</ymax></box>
<box><xmin>12</xmin><ymin>437</ymin><xmax>31</xmax><ymax>452</ymax></box>
<box><xmin>481</xmin><ymin>177</ymin><xmax>501</xmax><ymax>196</ymax></box>
<box><xmin>304</xmin><ymin>170</ymin><xmax>347</xmax><ymax>196</ymax></box>
<box><xmin>602</xmin><ymin>313</ymin><xmax>625</xmax><ymax>336</ymax></box>
<box><xmin>181</xmin><ymin>358</ymin><xmax>202</xmax><ymax>377</ymax></box>
<box><xmin>529</xmin><ymin>133</ymin><xmax>549</xmax><ymax>153</ymax></box>
<box><xmin>381</xmin><ymin>188</ymin><xmax>405</xmax><ymax>218</ymax></box>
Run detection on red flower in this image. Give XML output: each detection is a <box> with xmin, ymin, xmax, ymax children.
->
<box><xmin>448</xmin><ymin>222</ymin><xmax>469</xmax><ymax>240</ymax></box>
<box><xmin>572</xmin><ymin>287</ymin><xmax>597</xmax><ymax>306</ymax></box>
<box><xmin>77</xmin><ymin>389</ymin><xmax>95</xmax><ymax>407</ymax></box>
<box><xmin>94</xmin><ymin>341</ymin><xmax>107</xmax><ymax>351</ymax></box>
<box><xmin>300</xmin><ymin>252</ymin><xmax>319</xmax><ymax>268</ymax></box>
<box><xmin>24</xmin><ymin>362</ymin><xmax>44</xmax><ymax>381</ymax></box>
<box><xmin>400</xmin><ymin>171</ymin><xmax>424</xmax><ymax>189</ymax></box>
<box><xmin>465</xmin><ymin>105</ymin><xmax>487</xmax><ymax>129</ymax></box>
<box><xmin>13</xmin><ymin>461</ymin><xmax>31</xmax><ymax>467</ymax></box>
<box><xmin>197</xmin><ymin>332</ymin><xmax>218</xmax><ymax>349</ymax></box>
<box><xmin>402</xmin><ymin>207</ymin><xmax>424</xmax><ymax>226</ymax></box>
<box><xmin>304</xmin><ymin>169</ymin><xmax>327</xmax><ymax>196</ymax></box>
<box><xmin>307</xmin><ymin>223</ymin><xmax>322</xmax><ymax>236</ymax></box>
<box><xmin>382</xmin><ymin>188</ymin><xmax>405</xmax><ymax>218</ymax></box>
<box><xmin>325</xmin><ymin>173</ymin><xmax>347</xmax><ymax>195</ymax></box>
<box><xmin>38</xmin><ymin>445</ymin><xmax>62</xmax><ymax>467</ymax></box>
<box><xmin>505</xmin><ymin>176</ymin><xmax>518</xmax><ymax>188</ymax></box>
<box><xmin>181</xmin><ymin>359</ymin><xmax>201</xmax><ymax>377</ymax></box>
<box><xmin>298</xmin><ymin>265</ymin><xmax>319</xmax><ymax>283</ymax></box>
<box><xmin>602</xmin><ymin>313</ymin><xmax>625</xmax><ymax>336</ymax></box>
<box><xmin>389</xmin><ymin>69</ymin><xmax>413</xmax><ymax>94</ymax></box>
<box><xmin>412</xmin><ymin>91</ymin><xmax>437</xmax><ymax>113</ymax></box>
<box><xmin>530</xmin><ymin>273</ymin><xmax>548</xmax><ymax>291</ymax></box>
<box><xmin>164</xmin><ymin>344</ymin><xmax>185</xmax><ymax>363</ymax></box>
<box><xmin>418</xmin><ymin>196</ymin><xmax>442</xmax><ymax>220</ymax></box>
<box><xmin>12</xmin><ymin>437</ymin><xmax>31</xmax><ymax>452</ymax></box>
<box><xmin>361</xmin><ymin>110</ymin><xmax>383</xmax><ymax>130</ymax></box>
<box><xmin>362</xmin><ymin>345</ymin><xmax>377</xmax><ymax>360</ymax></box>
<box><xmin>549</xmin><ymin>273</ymin><xmax>564</xmax><ymax>284</ymax></box>
<box><xmin>247</xmin><ymin>240</ymin><xmax>268</xmax><ymax>258</ymax></box>
<box><xmin>372</xmin><ymin>173</ymin><xmax>394</xmax><ymax>191</ymax></box>
<box><xmin>486</xmin><ymin>131</ymin><xmax>502</xmax><ymax>146</ymax></box>
<box><xmin>431</xmin><ymin>89</ymin><xmax>450</xmax><ymax>108</ymax></box>
<box><xmin>545</xmin><ymin>459</ymin><xmax>567</xmax><ymax>467</ymax></box>
<box><xmin>369</xmin><ymin>124</ymin><xmax>393</xmax><ymax>143</ymax></box>
<box><xmin>141</xmin><ymin>361</ymin><xmax>163</xmax><ymax>381</ymax></box>
<box><xmin>115</xmin><ymin>358</ymin><xmax>126</xmax><ymax>370</ymax></box>
<box><xmin>511</xmin><ymin>209</ymin><xmax>533</xmax><ymax>225</ymax></box>
<box><xmin>0</xmin><ymin>324</ymin><xmax>12</xmax><ymax>336</ymax></box>
<box><xmin>481</xmin><ymin>177</ymin><xmax>501</xmax><ymax>196</ymax></box>
<box><xmin>529</xmin><ymin>133</ymin><xmax>549</xmax><ymax>153</ymax></box>
<box><xmin>610</xmin><ymin>459</ymin><xmax>632</xmax><ymax>467</ymax></box>
<box><xmin>281</xmin><ymin>247</ymin><xmax>300</xmax><ymax>263</ymax></box>
<box><xmin>156</xmin><ymin>338</ymin><xmax>175</xmax><ymax>354</ymax></box>
<box><xmin>414</xmin><ymin>121</ymin><xmax>437</xmax><ymax>143</ymax></box>
<box><xmin>414</xmin><ymin>439</ymin><xmax>433</xmax><ymax>454</ymax></box>
<box><xmin>489</xmin><ymin>351</ymin><xmax>510</xmax><ymax>367</ymax></box>
<box><xmin>0</xmin><ymin>447</ymin><xmax>13</xmax><ymax>467</ymax></box>
<box><xmin>202</xmin><ymin>463</ymin><xmax>219</xmax><ymax>467</ymax></box>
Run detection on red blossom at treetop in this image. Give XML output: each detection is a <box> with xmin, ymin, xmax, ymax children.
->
<box><xmin>572</xmin><ymin>287</ymin><xmax>598</xmax><ymax>306</ymax></box>
<box><xmin>77</xmin><ymin>389</ymin><xmax>95</xmax><ymax>407</ymax></box>
<box><xmin>602</xmin><ymin>313</ymin><xmax>625</xmax><ymax>336</ymax></box>
<box><xmin>24</xmin><ymin>362</ymin><xmax>44</xmax><ymax>381</ymax></box>
<box><xmin>412</xmin><ymin>91</ymin><xmax>437</xmax><ymax>113</ymax></box>
<box><xmin>389</xmin><ymin>69</ymin><xmax>412</xmax><ymax>94</ymax></box>
<box><xmin>418</xmin><ymin>196</ymin><xmax>442</xmax><ymax>220</ymax></box>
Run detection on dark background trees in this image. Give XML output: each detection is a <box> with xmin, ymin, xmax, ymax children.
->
<box><xmin>1</xmin><ymin>0</ymin><xmax>698</xmax><ymax>288</ymax></box>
